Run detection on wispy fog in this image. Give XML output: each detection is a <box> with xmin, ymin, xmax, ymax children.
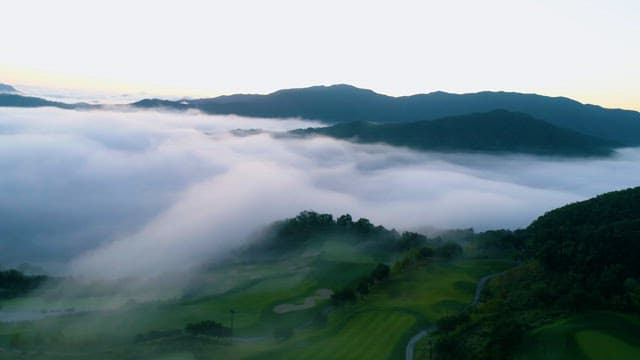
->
<box><xmin>13</xmin><ymin>84</ymin><xmax>166</xmax><ymax>105</ymax></box>
<box><xmin>1</xmin><ymin>107</ymin><xmax>638</xmax><ymax>278</ymax></box>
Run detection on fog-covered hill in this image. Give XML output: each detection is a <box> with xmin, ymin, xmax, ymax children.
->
<box><xmin>291</xmin><ymin>110</ymin><xmax>618</xmax><ymax>157</ymax></box>
<box><xmin>132</xmin><ymin>84</ymin><xmax>640</xmax><ymax>145</ymax></box>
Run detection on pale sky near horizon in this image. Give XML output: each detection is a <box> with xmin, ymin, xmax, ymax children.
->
<box><xmin>1</xmin><ymin>0</ymin><xmax>639</xmax><ymax>110</ymax></box>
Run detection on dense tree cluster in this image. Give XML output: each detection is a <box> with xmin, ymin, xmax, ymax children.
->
<box><xmin>474</xmin><ymin>229</ymin><xmax>525</xmax><ymax>256</ymax></box>
<box><xmin>528</xmin><ymin>187</ymin><xmax>640</xmax><ymax>306</ymax></box>
<box><xmin>434</xmin><ymin>242</ymin><xmax>463</xmax><ymax>259</ymax></box>
<box><xmin>185</xmin><ymin>320</ymin><xmax>232</xmax><ymax>338</ymax></box>
<box><xmin>0</xmin><ymin>269</ymin><xmax>47</xmax><ymax>299</ymax></box>
<box><xmin>432</xmin><ymin>186</ymin><xmax>640</xmax><ymax>359</ymax></box>
<box><xmin>436</xmin><ymin>312</ymin><xmax>470</xmax><ymax>333</ymax></box>
<box><xmin>252</xmin><ymin>211</ymin><xmax>431</xmax><ymax>253</ymax></box>
<box><xmin>392</xmin><ymin>247</ymin><xmax>434</xmax><ymax>273</ymax></box>
<box><xmin>397</xmin><ymin>232</ymin><xmax>429</xmax><ymax>251</ymax></box>
<box><xmin>332</xmin><ymin>263</ymin><xmax>390</xmax><ymax>305</ymax></box>
<box><xmin>134</xmin><ymin>320</ymin><xmax>232</xmax><ymax>344</ymax></box>
<box><xmin>331</xmin><ymin>287</ymin><xmax>357</xmax><ymax>304</ymax></box>
<box><xmin>332</xmin><ymin>241</ymin><xmax>465</xmax><ymax>306</ymax></box>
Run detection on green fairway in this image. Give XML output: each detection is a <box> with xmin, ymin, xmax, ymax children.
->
<box><xmin>0</xmin><ymin>246</ymin><xmax>513</xmax><ymax>359</ymax></box>
<box><xmin>251</xmin><ymin>258</ymin><xmax>512</xmax><ymax>360</ymax></box>
<box><xmin>365</xmin><ymin>259</ymin><xmax>510</xmax><ymax>320</ymax></box>
<box><xmin>515</xmin><ymin>312</ymin><xmax>640</xmax><ymax>360</ymax></box>
<box><xmin>274</xmin><ymin>310</ymin><xmax>416</xmax><ymax>360</ymax></box>
<box><xmin>575</xmin><ymin>330</ymin><xmax>640</xmax><ymax>360</ymax></box>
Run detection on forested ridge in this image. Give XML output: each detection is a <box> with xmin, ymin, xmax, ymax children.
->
<box><xmin>291</xmin><ymin>110</ymin><xmax>617</xmax><ymax>156</ymax></box>
<box><xmin>430</xmin><ymin>187</ymin><xmax>640</xmax><ymax>359</ymax></box>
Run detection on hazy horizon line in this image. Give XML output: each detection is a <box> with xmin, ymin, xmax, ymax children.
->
<box><xmin>3</xmin><ymin>78</ymin><xmax>640</xmax><ymax>112</ymax></box>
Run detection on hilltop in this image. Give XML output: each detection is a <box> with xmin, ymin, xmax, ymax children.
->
<box><xmin>133</xmin><ymin>84</ymin><xmax>640</xmax><ymax>145</ymax></box>
<box><xmin>0</xmin><ymin>83</ymin><xmax>17</xmax><ymax>93</ymax></box>
<box><xmin>290</xmin><ymin>110</ymin><xmax>618</xmax><ymax>157</ymax></box>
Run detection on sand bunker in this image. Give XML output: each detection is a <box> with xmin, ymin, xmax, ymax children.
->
<box><xmin>273</xmin><ymin>289</ymin><xmax>334</xmax><ymax>314</ymax></box>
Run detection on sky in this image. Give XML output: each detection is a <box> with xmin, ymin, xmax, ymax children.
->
<box><xmin>1</xmin><ymin>0</ymin><xmax>639</xmax><ymax>110</ymax></box>
<box><xmin>2</xmin><ymin>106</ymin><xmax>640</xmax><ymax>278</ymax></box>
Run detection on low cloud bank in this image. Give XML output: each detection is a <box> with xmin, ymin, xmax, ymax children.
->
<box><xmin>0</xmin><ymin>107</ymin><xmax>638</xmax><ymax>278</ymax></box>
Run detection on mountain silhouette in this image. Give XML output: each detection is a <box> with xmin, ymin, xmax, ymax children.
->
<box><xmin>132</xmin><ymin>84</ymin><xmax>640</xmax><ymax>145</ymax></box>
<box><xmin>291</xmin><ymin>110</ymin><xmax>618</xmax><ymax>156</ymax></box>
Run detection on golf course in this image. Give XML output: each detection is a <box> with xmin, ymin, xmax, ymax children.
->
<box><xmin>0</xmin><ymin>219</ymin><xmax>512</xmax><ymax>359</ymax></box>
<box><xmin>3</xmin><ymin>185</ymin><xmax>640</xmax><ymax>360</ymax></box>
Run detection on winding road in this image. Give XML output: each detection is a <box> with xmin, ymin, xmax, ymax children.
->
<box><xmin>405</xmin><ymin>272</ymin><xmax>502</xmax><ymax>360</ymax></box>
<box><xmin>471</xmin><ymin>272</ymin><xmax>502</xmax><ymax>309</ymax></box>
<box><xmin>405</xmin><ymin>327</ymin><xmax>435</xmax><ymax>360</ymax></box>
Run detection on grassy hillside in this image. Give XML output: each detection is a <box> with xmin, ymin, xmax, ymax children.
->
<box><xmin>291</xmin><ymin>110</ymin><xmax>617</xmax><ymax>156</ymax></box>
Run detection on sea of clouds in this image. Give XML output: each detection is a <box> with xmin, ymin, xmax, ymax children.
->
<box><xmin>1</xmin><ymin>107</ymin><xmax>639</xmax><ymax>278</ymax></box>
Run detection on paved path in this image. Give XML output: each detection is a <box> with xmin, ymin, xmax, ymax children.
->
<box><xmin>405</xmin><ymin>272</ymin><xmax>503</xmax><ymax>360</ymax></box>
<box><xmin>471</xmin><ymin>272</ymin><xmax>502</xmax><ymax>309</ymax></box>
<box><xmin>405</xmin><ymin>327</ymin><xmax>435</xmax><ymax>360</ymax></box>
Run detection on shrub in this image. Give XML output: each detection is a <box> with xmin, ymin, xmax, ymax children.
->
<box><xmin>273</xmin><ymin>326</ymin><xmax>293</xmax><ymax>341</ymax></box>
<box><xmin>436</xmin><ymin>312</ymin><xmax>470</xmax><ymax>333</ymax></box>
<box><xmin>185</xmin><ymin>320</ymin><xmax>231</xmax><ymax>338</ymax></box>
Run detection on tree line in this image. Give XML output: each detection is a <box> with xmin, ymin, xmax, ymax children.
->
<box><xmin>431</xmin><ymin>186</ymin><xmax>640</xmax><ymax>359</ymax></box>
<box><xmin>135</xmin><ymin>319</ymin><xmax>232</xmax><ymax>343</ymax></box>
<box><xmin>332</xmin><ymin>241</ymin><xmax>464</xmax><ymax>306</ymax></box>
<box><xmin>0</xmin><ymin>269</ymin><xmax>47</xmax><ymax>299</ymax></box>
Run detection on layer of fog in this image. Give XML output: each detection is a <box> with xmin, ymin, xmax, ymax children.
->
<box><xmin>13</xmin><ymin>84</ymin><xmax>168</xmax><ymax>105</ymax></box>
<box><xmin>1</xmin><ymin>107</ymin><xmax>639</xmax><ymax>279</ymax></box>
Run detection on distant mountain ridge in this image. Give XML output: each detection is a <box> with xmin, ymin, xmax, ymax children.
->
<box><xmin>290</xmin><ymin>110</ymin><xmax>618</xmax><ymax>157</ymax></box>
<box><xmin>132</xmin><ymin>84</ymin><xmax>640</xmax><ymax>145</ymax></box>
<box><xmin>0</xmin><ymin>83</ymin><xmax>18</xmax><ymax>93</ymax></box>
<box><xmin>0</xmin><ymin>93</ymin><xmax>95</xmax><ymax>110</ymax></box>
<box><xmin>1</xmin><ymin>84</ymin><xmax>639</xmax><ymax>145</ymax></box>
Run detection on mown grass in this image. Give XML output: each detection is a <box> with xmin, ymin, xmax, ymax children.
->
<box><xmin>276</xmin><ymin>310</ymin><xmax>416</xmax><ymax>360</ymax></box>
<box><xmin>0</xmin><ymin>241</ymin><xmax>512</xmax><ymax>360</ymax></box>
<box><xmin>515</xmin><ymin>312</ymin><xmax>640</xmax><ymax>360</ymax></box>
<box><xmin>575</xmin><ymin>330</ymin><xmax>640</xmax><ymax>360</ymax></box>
<box><xmin>253</xmin><ymin>258</ymin><xmax>511</xmax><ymax>360</ymax></box>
